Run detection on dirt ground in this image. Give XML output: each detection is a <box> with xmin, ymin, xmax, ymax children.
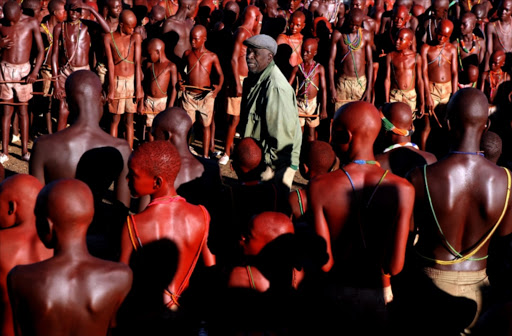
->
<box><xmin>4</xmin><ymin>130</ymin><xmax>308</xmax><ymax>190</ymax></box>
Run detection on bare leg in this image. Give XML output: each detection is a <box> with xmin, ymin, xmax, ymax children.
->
<box><xmin>12</xmin><ymin>112</ymin><xmax>19</xmax><ymax>137</ymax></box>
<box><xmin>420</xmin><ymin>115</ymin><xmax>431</xmax><ymax>151</ymax></box>
<box><xmin>224</xmin><ymin>114</ymin><xmax>239</xmax><ymax>157</ymax></box>
<box><xmin>125</xmin><ymin>113</ymin><xmax>134</xmax><ymax>150</ymax></box>
<box><xmin>1</xmin><ymin>101</ymin><xmax>14</xmax><ymax>156</ymax></box>
<box><xmin>203</xmin><ymin>125</ymin><xmax>211</xmax><ymax>158</ymax></box>
<box><xmin>18</xmin><ymin>106</ymin><xmax>29</xmax><ymax>159</ymax></box>
<box><xmin>306</xmin><ymin>125</ymin><xmax>316</xmax><ymax>142</ymax></box>
<box><xmin>45</xmin><ymin>110</ymin><xmax>53</xmax><ymax>134</ymax></box>
<box><xmin>210</xmin><ymin>117</ymin><xmax>216</xmax><ymax>153</ymax></box>
<box><xmin>57</xmin><ymin>100</ymin><xmax>69</xmax><ymax>131</ymax></box>
<box><xmin>110</xmin><ymin>114</ymin><xmax>121</xmax><ymax>138</ymax></box>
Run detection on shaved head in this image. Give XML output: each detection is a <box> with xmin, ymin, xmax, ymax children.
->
<box><xmin>481</xmin><ymin>131</ymin><xmax>502</xmax><ymax>163</ymax></box>
<box><xmin>243</xmin><ymin>211</ymin><xmax>295</xmax><ymax>255</ymax></box>
<box><xmin>191</xmin><ymin>24</ymin><xmax>207</xmax><ymax>36</ymax></box>
<box><xmin>232</xmin><ymin>137</ymin><xmax>262</xmax><ymax>174</ymax></box>
<box><xmin>147</xmin><ymin>38</ymin><xmax>165</xmax><ymax>51</ymax></box>
<box><xmin>333</xmin><ymin>102</ymin><xmax>382</xmax><ymax>151</ymax></box>
<box><xmin>382</xmin><ymin>102</ymin><xmax>413</xmax><ymax>130</ymax></box>
<box><xmin>35</xmin><ymin>179</ymin><xmax>94</xmax><ymax>244</ymax></box>
<box><xmin>447</xmin><ymin>88</ymin><xmax>488</xmax><ymax>132</ymax></box>
<box><xmin>120</xmin><ymin>9</ymin><xmax>136</xmax><ymax>24</ymax></box>
<box><xmin>149</xmin><ymin>5</ymin><xmax>165</xmax><ymax>21</ymax></box>
<box><xmin>65</xmin><ymin>70</ymin><xmax>103</xmax><ymax>120</ymax></box>
<box><xmin>152</xmin><ymin>107</ymin><xmax>193</xmax><ymax>143</ymax></box>
<box><xmin>0</xmin><ymin>174</ymin><xmax>43</xmax><ymax>229</ymax></box>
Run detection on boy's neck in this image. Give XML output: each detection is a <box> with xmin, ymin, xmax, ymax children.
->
<box><xmin>303</xmin><ymin>59</ymin><xmax>314</xmax><ymax>66</ymax></box>
<box><xmin>193</xmin><ymin>45</ymin><xmax>205</xmax><ymax>53</ymax></box>
<box><xmin>288</xmin><ymin>32</ymin><xmax>303</xmax><ymax>38</ymax></box>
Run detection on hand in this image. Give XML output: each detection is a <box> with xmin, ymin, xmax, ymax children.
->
<box><xmin>418</xmin><ymin>106</ymin><xmax>425</xmax><ymax>119</ymax></box>
<box><xmin>261</xmin><ymin>165</ymin><xmax>275</xmax><ymax>181</ymax></box>
<box><xmin>26</xmin><ymin>73</ymin><xmax>37</xmax><ymax>84</ymax></box>
<box><xmin>137</xmin><ymin>101</ymin><xmax>145</xmax><ymax>115</ymax></box>
<box><xmin>330</xmin><ymin>88</ymin><xmax>337</xmax><ymax>104</ymax></box>
<box><xmin>235</xmin><ymin>83</ymin><xmax>243</xmax><ymax>97</ymax></box>
<box><xmin>54</xmin><ymin>86</ymin><xmax>64</xmax><ymax>100</ymax></box>
<box><xmin>136</xmin><ymin>87</ymin><xmax>144</xmax><ymax>102</ymax></box>
<box><xmin>362</xmin><ymin>91</ymin><xmax>371</xmax><ymax>102</ymax></box>
<box><xmin>0</xmin><ymin>36</ymin><xmax>13</xmax><ymax>49</ymax></box>
<box><xmin>211</xmin><ymin>85</ymin><xmax>220</xmax><ymax>98</ymax></box>
<box><xmin>282</xmin><ymin>166</ymin><xmax>296</xmax><ymax>189</ymax></box>
<box><xmin>72</xmin><ymin>2</ymin><xmax>90</xmax><ymax>10</ymax></box>
<box><xmin>178</xmin><ymin>80</ymin><xmax>184</xmax><ymax>92</ymax></box>
<box><xmin>383</xmin><ymin>285</ymin><xmax>393</xmax><ymax>305</ymax></box>
<box><xmin>320</xmin><ymin>108</ymin><xmax>327</xmax><ymax>120</ymax></box>
<box><xmin>107</xmin><ymin>89</ymin><xmax>115</xmax><ymax>104</ymax></box>
<box><xmin>426</xmin><ymin>95</ymin><xmax>434</xmax><ymax>115</ymax></box>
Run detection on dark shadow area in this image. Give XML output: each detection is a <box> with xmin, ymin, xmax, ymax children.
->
<box><xmin>274</xmin><ymin>44</ymin><xmax>294</xmax><ymax>81</ymax></box>
<box><xmin>76</xmin><ymin>146</ymin><xmax>128</xmax><ymax>261</ymax></box>
<box><xmin>114</xmin><ymin>238</ymin><xmax>180</xmax><ymax>336</ymax></box>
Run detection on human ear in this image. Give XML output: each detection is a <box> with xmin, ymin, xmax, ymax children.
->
<box><xmin>8</xmin><ymin>200</ymin><xmax>16</xmax><ymax>215</ymax></box>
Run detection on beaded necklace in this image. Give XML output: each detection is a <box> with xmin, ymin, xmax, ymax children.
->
<box><xmin>298</xmin><ymin>61</ymin><xmax>319</xmax><ymax>108</ymax></box>
<box><xmin>111</xmin><ymin>31</ymin><xmax>134</xmax><ymax>64</ymax></box>
<box><xmin>62</xmin><ymin>21</ymin><xmax>82</xmax><ymax>63</ymax></box>
<box><xmin>459</xmin><ymin>34</ymin><xmax>476</xmax><ymax>53</ymax></box>
<box><xmin>494</xmin><ymin>21</ymin><xmax>512</xmax><ymax>52</ymax></box>
<box><xmin>489</xmin><ymin>68</ymin><xmax>503</xmax><ymax>98</ymax></box>
<box><xmin>352</xmin><ymin>160</ymin><xmax>381</xmax><ymax>167</ymax></box>
<box><xmin>383</xmin><ymin>142</ymin><xmax>419</xmax><ymax>153</ymax></box>
<box><xmin>343</xmin><ymin>28</ymin><xmax>363</xmax><ymax>51</ymax></box>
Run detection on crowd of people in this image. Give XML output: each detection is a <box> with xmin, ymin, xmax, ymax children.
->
<box><xmin>0</xmin><ymin>0</ymin><xmax>512</xmax><ymax>334</ymax></box>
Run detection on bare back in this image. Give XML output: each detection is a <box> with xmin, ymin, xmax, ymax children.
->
<box><xmin>29</xmin><ymin>127</ymin><xmax>132</xmax><ymax>206</ymax></box>
<box><xmin>162</xmin><ymin>17</ymin><xmax>194</xmax><ymax>59</ymax></box>
<box><xmin>409</xmin><ymin>156</ymin><xmax>512</xmax><ymax>271</ymax></box>
<box><xmin>120</xmin><ymin>198</ymin><xmax>210</xmax><ymax>302</ymax></box>
<box><xmin>8</xmin><ymin>257</ymin><xmax>132</xmax><ymax>336</ymax></box>
<box><xmin>310</xmin><ymin>164</ymin><xmax>414</xmax><ymax>286</ymax></box>
<box><xmin>0</xmin><ymin>226</ymin><xmax>52</xmax><ymax>336</ymax></box>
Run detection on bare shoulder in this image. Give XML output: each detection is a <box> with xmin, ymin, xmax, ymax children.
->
<box><xmin>383</xmin><ymin>170</ymin><xmax>415</xmax><ymax>192</ymax></box>
<box><xmin>132</xmin><ymin>31</ymin><xmax>142</xmax><ymax>43</ymax></box>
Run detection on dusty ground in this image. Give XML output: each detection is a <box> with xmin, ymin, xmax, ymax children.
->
<box><xmin>5</xmin><ymin>132</ymin><xmax>308</xmax><ymax>190</ymax></box>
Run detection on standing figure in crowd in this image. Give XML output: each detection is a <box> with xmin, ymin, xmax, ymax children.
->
<box><xmin>405</xmin><ymin>88</ymin><xmax>512</xmax><ymax>335</ymax></box>
<box><xmin>180</xmin><ymin>25</ymin><xmax>223</xmax><ymax>159</ymax></box>
<box><xmin>289</xmin><ymin>38</ymin><xmax>328</xmax><ymax>141</ymax></box>
<box><xmin>8</xmin><ymin>179</ymin><xmax>133</xmax><ymax>336</ymax></box>
<box><xmin>277</xmin><ymin>11</ymin><xmax>305</xmax><ymax>68</ymax></box>
<box><xmin>52</xmin><ymin>0</ymin><xmax>110</xmax><ymax>131</ymax></box>
<box><xmin>385</xmin><ymin>27</ymin><xmax>424</xmax><ymax>118</ymax></box>
<box><xmin>219</xmin><ymin>5</ymin><xmax>261</xmax><ymax>166</ymax></box>
<box><xmin>420</xmin><ymin>18</ymin><xmax>457</xmax><ymax>153</ymax></box>
<box><xmin>309</xmin><ymin>101</ymin><xmax>414</xmax><ymax>334</ymax></box>
<box><xmin>104</xmin><ymin>9</ymin><xmax>143</xmax><ymax>149</ymax></box>
<box><xmin>0</xmin><ymin>1</ymin><xmax>44</xmax><ymax>163</ymax></box>
<box><xmin>142</xmin><ymin>38</ymin><xmax>177</xmax><ymax>142</ymax></box>
<box><xmin>240</xmin><ymin>34</ymin><xmax>302</xmax><ymax>190</ymax></box>
<box><xmin>329</xmin><ymin>8</ymin><xmax>373</xmax><ymax>111</ymax></box>
<box><xmin>0</xmin><ymin>175</ymin><xmax>52</xmax><ymax>336</ymax></box>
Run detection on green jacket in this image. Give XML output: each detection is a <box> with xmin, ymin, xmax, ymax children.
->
<box><xmin>241</xmin><ymin>61</ymin><xmax>302</xmax><ymax>171</ymax></box>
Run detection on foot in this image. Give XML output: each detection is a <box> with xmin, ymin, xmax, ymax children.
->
<box><xmin>21</xmin><ymin>152</ymin><xmax>30</xmax><ymax>162</ymax></box>
<box><xmin>12</xmin><ymin>134</ymin><xmax>20</xmax><ymax>143</ymax></box>
<box><xmin>189</xmin><ymin>146</ymin><xmax>199</xmax><ymax>156</ymax></box>
<box><xmin>235</xmin><ymin>132</ymin><xmax>241</xmax><ymax>139</ymax></box>
<box><xmin>211</xmin><ymin>150</ymin><xmax>223</xmax><ymax>159</ymax></box>
<box><xmin>219</xmin><ymin>153</ymin><xmax>230</xmax><ymax>165</ymax></box>
<box><xmin>0</xmin><ymin>153</ymin><xmax>8</xmax><ymax>164</ymax></box>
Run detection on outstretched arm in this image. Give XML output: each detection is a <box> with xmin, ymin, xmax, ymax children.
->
<box><xmin>79</xmin><ymin>2</ymin><xmax>112</xmax><ymax>33</ymax></box>
<box><xmin>28</xmin><ymin>18</ymin><xmax>45</xmax><ymax>83</ymax></box>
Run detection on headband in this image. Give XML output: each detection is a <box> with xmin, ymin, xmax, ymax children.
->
<box><xmin>380</xmin><ymin>111</ymin><xmax>415</xmax><ymax>136</ymax></box>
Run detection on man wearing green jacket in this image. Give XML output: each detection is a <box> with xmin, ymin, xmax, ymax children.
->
<box><xmin>240</xmin><ymin>34</ymin><xmax>302</xmax><ymax>189</ymax></box>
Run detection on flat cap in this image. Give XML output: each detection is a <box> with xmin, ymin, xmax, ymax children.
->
<box><xmin>243</xmin><ymin>34</ymin><xmax>278</xmax><ymax>55</ymax></box>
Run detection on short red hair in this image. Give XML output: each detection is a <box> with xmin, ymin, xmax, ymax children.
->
<box><xmin>130</xmin><ymin>141</ymin><xmax>181</xmax><ymax>184</ymax></box>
